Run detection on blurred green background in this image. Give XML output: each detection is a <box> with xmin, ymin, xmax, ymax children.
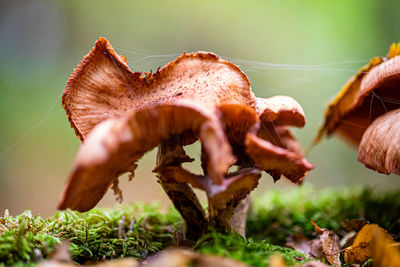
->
<box><xmin>1</xmin><ymin>0</ymin><xmax>400</xmax><ymax>217</ymax></box>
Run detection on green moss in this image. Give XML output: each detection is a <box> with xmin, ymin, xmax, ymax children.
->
<box><xmin>0</xmin><ymin>204</ymin><xmax>181</xmax><ymax>265</ymax></box>
<box><xmin>195</xmin><ymin>230</ymin><xmax>309</xmax><ymax>267</ymax></box>
<box><xmin>2</xmin><ymin>186</ymin><xmax>400</xmax><ymax>266</ymax></box>
<box><xmin>247</xmin><ymin>185</ymin><xmax>400</xmax><ymax>244</ymax></box>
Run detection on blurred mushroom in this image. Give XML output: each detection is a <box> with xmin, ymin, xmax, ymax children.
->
<box><xmin>58</xmin><ymin>37</ymin><xmax>313</xmax><ymax>238</ymax></box>
<box><xmin>314</xmin><ymin>43</ymin><xmax>400</xmax><ymax>175</ymax></box>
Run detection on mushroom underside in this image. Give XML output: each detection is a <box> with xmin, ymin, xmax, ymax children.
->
<box><xmin>313</xmin><ymin>44</ymin><xmax>400</xmax><ymax>176</ymax></box>
<box><xmin>58</xmin><ymin>101</ymin><xmax>312</xmax><ymax>212</ymax></box>
<box><xmin>58</xmin><ymin>101</ymin><xmax>234</xmax><ymax>211</ymax></box>
<box><xmin>334</xmin><ymin>76</ymin><xmax>400</xmax><ymax>145</ymax></box>
<box><xmin>315</xmin><ymin>45</ymin><xmax>400</xmax><ymax>146</ymax></box>
<box><xmin>358</xmin><ymin>109</ymin><xmax>400</xmax><ymax>175</ymax></box>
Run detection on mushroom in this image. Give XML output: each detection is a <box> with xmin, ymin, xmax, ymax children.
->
<box><xmin>58</xmin><ymin>37</ymin><xmax>313</xmax><ymax>239</ymax></box>
<box><xmin>314</xmin><ymin>43</ymin><xmax>400</xmax><ymax>175</ymax></box>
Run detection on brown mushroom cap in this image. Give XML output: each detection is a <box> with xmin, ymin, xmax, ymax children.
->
<box><xmin>63</xmin><ymin>38</ymin><xmax>255</xmax><ymax>141</ymax></box>
<box><xmin>358</xmin><ymin>109</ymin><xmax>400</xmax><ymax>175</ymax></box>
<box><xmin>58</xmin><ymin>37</ymin><xmax>313</xmax><ymax>212</ymax></box>
<box><xmin>314</xmin><ymin>43</ymin><xmax>400</xmax><ymax>176</ymax></box>
<box><xmin>315</xmin><ymin>43</ymin><xmax>400</xmax><ymax>145</ymax></box>
<box><xmin>256</xmin><ymin>95</ymin><xmax>306</xmax><ymax>128</ymax></box>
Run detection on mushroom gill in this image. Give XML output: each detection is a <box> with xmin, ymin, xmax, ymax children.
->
<box><xmin>358</xmin><ymin>109</ymin><xmax>400</xmax><ymax>175</ymax></box>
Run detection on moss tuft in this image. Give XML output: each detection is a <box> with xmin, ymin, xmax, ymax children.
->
<box><xmin>2</xmin><ymin>186</ymin><xmax>400</xmax><ymax>266</ymax></box>
<box><xmin>0</xmin><ymin>204</ymin><xmax>181</xmax><ymax>265</ymax></box>
<box><xmin>247</xmin><ymin>185</ymin><xmax>400</xmax><ymax>244</ymax></box>
<box><xmin>195</xmin><ymin>230</ymin><xmax>309</xmax><ymax>267</ymax></box>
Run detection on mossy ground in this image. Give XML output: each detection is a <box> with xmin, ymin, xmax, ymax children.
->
<box><xmin>1</xmin><ymin>185</ymin><xmax>400</xmax><ymax>266</ymax></box>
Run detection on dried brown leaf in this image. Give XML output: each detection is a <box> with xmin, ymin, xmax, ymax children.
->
<box><xmin>311</xmin><ymin>219</ymin><xmax>341</xmax><ymax>266</ymax></box>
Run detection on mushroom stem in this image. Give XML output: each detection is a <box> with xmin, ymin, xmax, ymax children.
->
<box><xmin>157</xmin><ymin>179</ymin><xmax>207</xmax><ymax>240</ymax></box>
<box><xmin>208</xmin><ymin>194</ymin><xmax>248</xmax><ymax>236</ymax></box>
<box><xmin>207</xmin><ymin>168</ymin><xmax>261</xmax><ymax>237</ymax></box>
<box><xmin>156</xmin><ymin>140</ymin><xmax>207</xmax><ymax>240</ymax></box>
<box><xmin>229</xmin><ymin>195</ymin><xmax>251</xmax><ymax>237</ymax></box>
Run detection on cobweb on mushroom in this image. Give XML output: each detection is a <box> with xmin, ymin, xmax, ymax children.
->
<box><xmin>2</xmin><ymin>44</ymin><xmax>398</xmax><ymax>207</ymax></box>
<box><xmin>69</xmin><ymin>44</ymin><xmax>393</xmax><ymax>206</ymax></box>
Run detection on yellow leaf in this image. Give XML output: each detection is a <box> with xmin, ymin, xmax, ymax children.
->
<box><xmin>344</xmin><ymin>224</ymin><xmax>394</xmax><ymax>264</ymax></box>
<box><xmin>372</xmin><ymin>230</ymin><xmax>400</xmax><ymax>267</ymax></box>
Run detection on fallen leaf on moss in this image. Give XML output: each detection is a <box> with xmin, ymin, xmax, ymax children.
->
<box><xmin>310</xmin><ymin>219</ymin><xmax>341</xmax><ymax>266</ymax></box>
<box><xmin>344</xmin><ymin>224</ymin><xmax>394</xmax><ymax>264</ymax></box>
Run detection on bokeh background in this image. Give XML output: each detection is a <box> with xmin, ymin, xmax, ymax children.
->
<box><xmin>1</xmin><ymin>0</ymin><xmax>400</xmax><ymax>217</ymax></box>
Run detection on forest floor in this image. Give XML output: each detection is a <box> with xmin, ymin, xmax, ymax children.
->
<box><xmin>1</xmin><ymin>185</ymin><xmax>400</xmax><ymax>266</ymax></box>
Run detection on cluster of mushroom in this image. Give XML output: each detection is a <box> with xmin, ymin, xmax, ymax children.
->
<box><xmin>315</xmin><ymin>43</ymin><xmax>400</xmax><ymax>176</ymax></box>
<box><xmin>57</xmin><ymin>38</ymin><xmax>313</xmax><ymax>239</ymax></box>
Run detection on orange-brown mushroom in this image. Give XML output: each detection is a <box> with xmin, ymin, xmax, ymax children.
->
<box><xmin>314</xmin><ymin>43</ymin><xmax>400</xmax><ymax>175</ymax></box>
<box><xmin>58</xmin><ymin>37</ymin><xmax>313</xmax><ymax>238</ymax></box>
<box><xmin>358</xmin><ymin>109</ymin><xmax>400</xmax><ymax>175</ymax></box>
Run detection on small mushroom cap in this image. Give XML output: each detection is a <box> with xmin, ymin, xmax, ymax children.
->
<box><xmin>256</xmin><ymin>95</ymin><xmax>305</xmax><ymax>128</ymax></box>
<box><xmin>245</xmin><ymin>124</ymin><xmax>314</xmax><ymax>183</ymax></box>
<box><xmin>358</xmin><ymin>109</ymin><xmax>400</xmax><ymax>175</ymax></box>
<box><xmin>315</xmin><ymin>43</ymin><xmax>400</xmax><ymax>145</ymax></box>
